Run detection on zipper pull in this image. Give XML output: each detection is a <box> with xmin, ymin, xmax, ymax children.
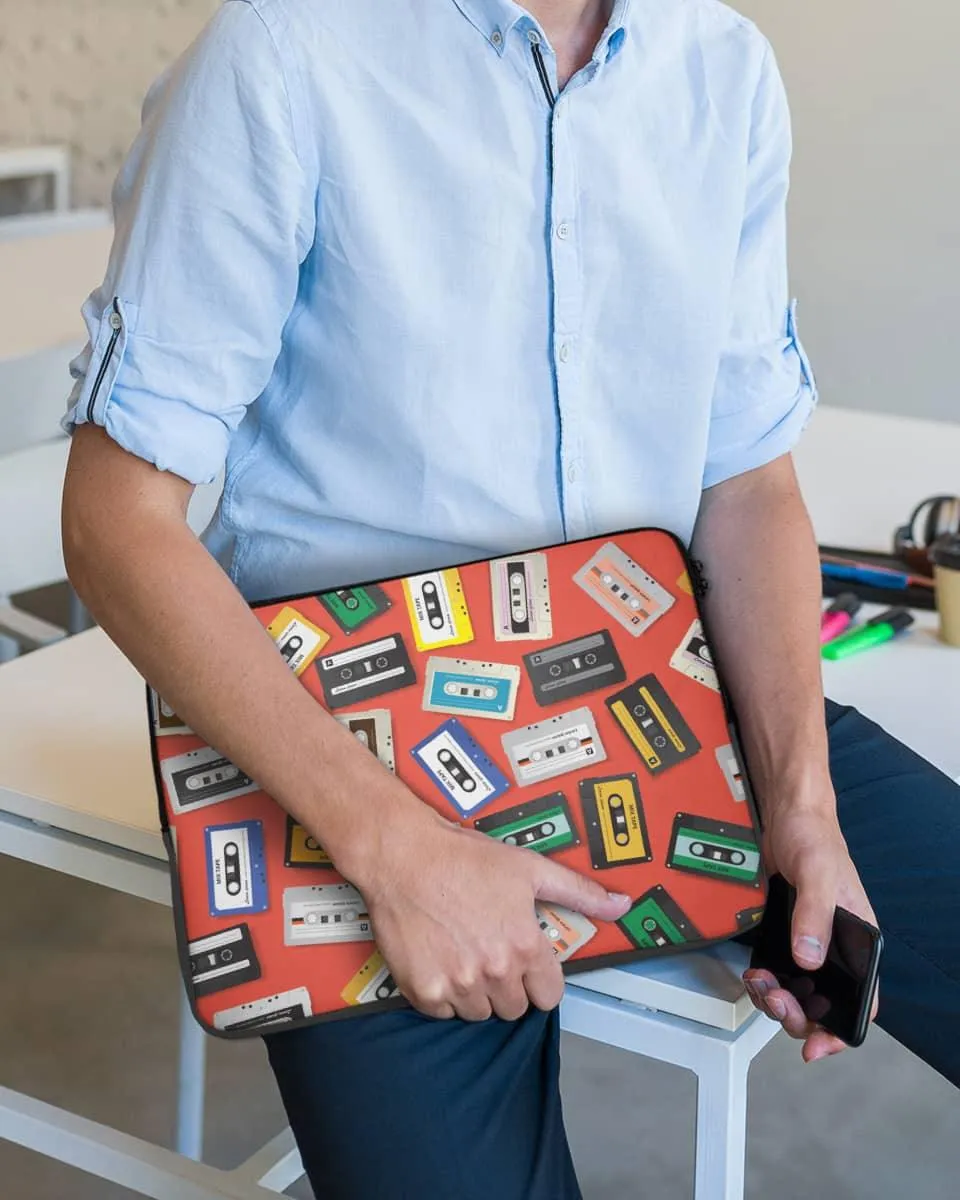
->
<box><xmin>688</xmin><ymin>558</ymin><xmax>710</xmax><ymax>599</ymax></box>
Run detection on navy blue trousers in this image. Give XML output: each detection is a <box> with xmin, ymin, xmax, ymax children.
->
<box><xmin>265</xmin><ymin>702</ymin><xmax>960</xmax><ymax>1200</ymax></box>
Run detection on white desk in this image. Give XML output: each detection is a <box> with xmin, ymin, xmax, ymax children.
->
<box><xmin>0</xmin><ymin>224</ymin><xmax>113</xmax><ymax>363</ymax></box>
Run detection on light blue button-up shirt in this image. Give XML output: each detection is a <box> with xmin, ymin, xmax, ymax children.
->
<box><xmin>65</xmin><ymin>0</ymin><xmax>817</xmax><ymax>602</ymax></box>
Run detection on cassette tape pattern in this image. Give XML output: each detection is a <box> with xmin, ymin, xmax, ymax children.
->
<box><xmin>153</xmin><ymin>527</ymin><xmax>766</xmax><ymax>1036</ymax></box>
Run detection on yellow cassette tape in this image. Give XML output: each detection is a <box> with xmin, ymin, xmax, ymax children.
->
<box><xmin>340</xmin><ymin>950</ymin><xmax>400</xmax><ymax>1006</ymax></box>
<box><xmin>266</xmin><ymin>606</ymin><xmax>330</xmax><ymax>676</ymax></box>
<box><xmin>579</xmin><ymin>773</ymin><xmax>653</xmax><ymax>869</ymax></box>
<box><xmin>676</xmin><ymin>570</ymin><xmax>693</xmax><ymax>596</ymax></box>
<box><xmin>401</xmin><ymin>568</ymin><xmax>474</xmax><ymax>651</ymax></box>
<box><xmin>284</xmin><ymin>816</ymin><xmax>333</xmax><ymax>869</ymax></box>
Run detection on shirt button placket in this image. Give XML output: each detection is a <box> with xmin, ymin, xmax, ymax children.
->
<box><xmin>549</xmin><ymin>101</ymin><xmax>585</xmax><ymax>535</ymax></box>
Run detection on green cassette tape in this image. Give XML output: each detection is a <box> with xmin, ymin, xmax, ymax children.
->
<box><xmin>666</xmin><ymin>813</ymin><xmax>761</xmax><ymax>886</ymax></box>
<box><xmin>474</xmin><ymin>792</ymin><xmax>578</xmax><ymax>855</ymax></box>
<box><xmin>318</xmin><ymin>584</ymin><xmax>392</xmax><ymax>633</ymax></box>
<box><xmin>618</xmin><ymin>885</ymin><xmax>702</xmax><ymax>950</ymax></box>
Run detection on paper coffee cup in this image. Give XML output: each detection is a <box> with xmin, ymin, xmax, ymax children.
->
<box><xmin>931</xmin><ymin>535</ymin><xmax>960</xmax><ymax>648</ymax></box>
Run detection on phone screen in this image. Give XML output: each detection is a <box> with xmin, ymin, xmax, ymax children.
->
<box><xmin>750</xmin><ymin>874</ymin><xmax>882</xmax><ymax>1046</ymax></box>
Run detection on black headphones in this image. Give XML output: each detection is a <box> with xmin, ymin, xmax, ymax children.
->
<box><xmin>894</xmin><ymin>496</ymin><xmax>960</xmax><ymax>576</ymax></box>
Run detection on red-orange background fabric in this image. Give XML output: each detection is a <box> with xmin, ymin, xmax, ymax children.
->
<box><xmin>155</xmin><ymin>529</ymin><xmax>765</xmax><ymax>1032</ymax></box>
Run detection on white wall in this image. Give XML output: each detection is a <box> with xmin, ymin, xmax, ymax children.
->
<box><xmin>0</xmin><ymin>0</ymin><xmax>217</xmax><ymax>208</ymax></box>
<box><xmin>737</xmin><ymin>0</ymin><xmax>960</xmax><ymax>425</ymax></box>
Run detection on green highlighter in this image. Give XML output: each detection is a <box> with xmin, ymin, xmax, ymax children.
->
<box><xmin>821</xmin><ymin>607</ymin><xmax>915</xmax><ymax>661</ymax></box>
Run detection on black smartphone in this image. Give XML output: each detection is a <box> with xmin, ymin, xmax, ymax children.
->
<box><xmin>749</xmin><ymin>874</ymin><xmax>883</xmax><ymax>1047</ymax></box>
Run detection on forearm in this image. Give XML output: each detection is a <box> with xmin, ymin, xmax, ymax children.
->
<box><xmin>690</xmin><ymin>454</ymin><xmax>832</xmax><ymax>815</ymax></box>
<box><xmin>62</xmin><ymin>431</ymin><xmax>429</xmax><ymax>878</ymax></box>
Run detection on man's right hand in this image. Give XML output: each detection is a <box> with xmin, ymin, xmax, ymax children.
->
<box><xmin>343</xmin><ymin>798</ymin><xmax>632</xmax><ymax>1023</ymax></box>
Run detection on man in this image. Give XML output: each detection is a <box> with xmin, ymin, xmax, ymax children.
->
<box><xmin>61</xmin><ymin>1</ymin><xmax>958</xmax><ymax>1196</ymax></box>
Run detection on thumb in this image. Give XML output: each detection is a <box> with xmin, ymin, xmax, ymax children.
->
<box><xmin>534</xmin><ymin>859</ymin><xmax>632</xmax><ymax>922</ymax></box>
<box><xmin>790</xmin><ymin>860</ymin><xmax>836</xmax><ymax>969</ymax></box>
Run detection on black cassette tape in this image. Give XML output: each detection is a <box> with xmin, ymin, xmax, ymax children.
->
<box><xmin>188</xmin><ymin>923</ymin><xmax>261</xmax><ymax>998</ymax></box>
<box><xmin>523</xmin><ymin>630</ymin><xmax>626</xmax><ymax>707</ymax></box>
<box><xmin>316</xmin><ymin>633</ymin><xmax>416</xmax><ymax>710</ymax></box>
<box><xmin>736</xmin><ymin>906</ymin><xmax>765</xmax><ymax>933</ymax></box>
<box><xmin>605</xmin><ymin>674</ymin><xmax>701</xmax><ymax>775</ymax></box>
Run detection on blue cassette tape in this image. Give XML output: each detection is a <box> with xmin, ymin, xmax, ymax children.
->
<box><xmin>423</xmin><ymin>657</ymin><xmax>520</xmax><ymax>722</ymax></box>
<box><xmin>204</xmin><ymin>819</ymin><xmax>269</xmax><ymax>918</ymax></box>
<box><xmin>411</xmin><ymin>718</ymin><xmax>511</xmax><ymax>816</ymax></box>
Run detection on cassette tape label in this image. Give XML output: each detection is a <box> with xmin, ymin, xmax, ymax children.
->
<box><xmin>573</xmin><ymin>542</ymin><xmax>674</xmax><ymax>637</ymax></box>
<box><xmin>162</xmin><ymin>746</ymin><xmax>260</xmax><ymax>816</ymax></box>
<box><xmin>266</xmin><ymin>606</ymin><xmax>330</xmax><ymax>676</ymax></box>
<box><xmin>335</xmin><ymin>709</ymin><xmax>396</xmax><ymax>772</ymax></box>
<box><xmin>669</xmin><ymin>619</ymin><xmax>718</xmax><ymax>691</ymax></box>
<box><xmin>618</xmin><ymin>886</ymin><xmax>702</xmax><ymax>950</ymax></box>
<box><xmin>283</xmin><ymin>884</ymin><xmax>374</xmax><ymax>946</ymax></box>
<box><xmin>411</xmin><ymin>718</ymin><xmax>511</xmax><ymax>815</ymax></box>
<box><xmin>502</xmin><ymin>707</ymin><xmax>606</xmax><ymax>787</ymax></box>
<box><xmin>490</xmin><ymin>554</ymin><xmax>553</xmax><ymax>641</ymax></box>
<box><xmin>474</xmin><ymin>792</ymin><xmax>579</xmax><ymax>855</ymax></box>
<box><xmin>402</xmin><ymin>569</ymin><xmax>473</xmax><ymax>651</ymax></box>
<box><xmin>423</xmin><ymin>657</ymin><xmax>520</xmax><ymax>721</ymax></box>
<box><xmin>606</xmin><ymin>675</ymin><xmax>701</xmax><ymax>775</ymax></box>
<box><xmin>523</xmin><ymin>630</ymin><xmax>626</xmax><ymax>707</ymax></box>
<box><xmin>213</xmin><ymin>987</ymin><xmax>312</xmax><ymax>1033</ymax></box>
<box><xmin>666</xmin><ymin>814</ymin><xmax>761</xmax><ymax>885</ymax></box>
<box><xmin>579</xmin><ymin>774</ymin><xmax>652</xmax><ymax>869</ymax></box>
<box><xmin>318</xmin><ymin>585</ymin><xmax>392</xmax><ymax>634</ymax></box>
<box><xmin>204</xmin><ymin>820</ymin><xmax>269</xmax><ymax>917</ymax></box>
<box><xmin>536</xmin><ymin>902</ymin><xmax>597</xmax><ymax>962</ymax></box>
<box><xmin>317</xmin><ymin>634</ymin><xmax>416</xmax><ymax>710</ymax></box>
<box><xmin>188</xmin><ymin>924</ymin><xmax>261</xmax><ymax>998</ymax></box>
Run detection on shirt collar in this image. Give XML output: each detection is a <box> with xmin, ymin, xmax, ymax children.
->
<box><xmin>451</xmin><ymin>0</ymin><xmax>631</xmax><ymax>61</ymax></box>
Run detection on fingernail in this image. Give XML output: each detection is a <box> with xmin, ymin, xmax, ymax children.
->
<box><xmin>793</xmin><ymin>935</ymin><xmax>824</xmax><ymax>966</ymax></box>
<box><xmin>768</xmin><ymin>998</ymin><xmax>786</xmax><ymax>1020</ymax></box>
<box><xmin>610</xmin><ymin>893</ymin><xmax>632</xmax><ymax>906</ymax></box>
<box><xmin>745</xmin><ymin>980</ymin><xmax>767</xmax><ymax>1005</ymax></box>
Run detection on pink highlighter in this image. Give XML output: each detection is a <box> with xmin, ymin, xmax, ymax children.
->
<box><xmin>820</xmin><ymin>592</ymin><xmax>863</xmax><ymax>644</ymax></box>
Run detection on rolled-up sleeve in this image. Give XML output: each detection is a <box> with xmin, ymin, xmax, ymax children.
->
<box><xmin>703</xmin><ymin>41</ymin><xmax>818</xmax><ymax>490</ymax></box>
<box><xmin>63</xmin><ymin>0</ymin><xmax>315</xmax><ymax>485</ymax></box>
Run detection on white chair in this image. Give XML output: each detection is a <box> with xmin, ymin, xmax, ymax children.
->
<box><xmin>564</xmin><ymin>945</ymin><xmax>780</xmax><ymax>1200</ymax></box>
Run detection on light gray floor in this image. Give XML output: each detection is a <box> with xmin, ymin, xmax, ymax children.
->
<box><xmin>0</xmin><ymin>856</ymin><xmax>957</xmax><ymax>1200</ymax></box>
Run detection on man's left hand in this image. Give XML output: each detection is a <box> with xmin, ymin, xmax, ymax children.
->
<box><xmin>742</xmin><ymin>798</ymin><xmax>879</xmax><ymax>1062</ymax></box>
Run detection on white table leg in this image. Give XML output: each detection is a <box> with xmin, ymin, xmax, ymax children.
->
<box><xmin>692</xmin><ymin>1044</ymin><xmax>748</xmax><ymax>1200</ymax></box>
<box><xmin>561</xmin><ymin>987</ymin><xmax>779</xmax><ymax>1200</ymax></box>
<box><xmin>176</xmin><ymin>985</ymin><xmax>207</xmax><ymax>1161</ymax></box>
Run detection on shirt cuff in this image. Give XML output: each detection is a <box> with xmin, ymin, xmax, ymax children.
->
<box><xmin>62</xmin><ymin>298</ymin><xmax>234</xmax><ymax>486</ymax></box>
<box><xmin>702</xmin><ymin>376</ymin><xmax>817</xmax><ymax>489</ymax></box>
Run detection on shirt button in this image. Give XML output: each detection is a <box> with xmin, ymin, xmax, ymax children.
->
<box><xmin>556</xmin><ymin>222</ymin><xmax>570</xmax><ymax>240</ymax></box>
<box><xmin>558</xmin><ymin>342</ymin><xmax>571</xmax><ymax>364</ymax></box>
<box><xmin>491</xmin><ymin>29</ymin><xmax>503</xmax><ymax>48</ymax></box>
<box><xmin>567</xmin><ymin>460</ymin><xmax>581</xmax><ymax>484</ymax></box>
